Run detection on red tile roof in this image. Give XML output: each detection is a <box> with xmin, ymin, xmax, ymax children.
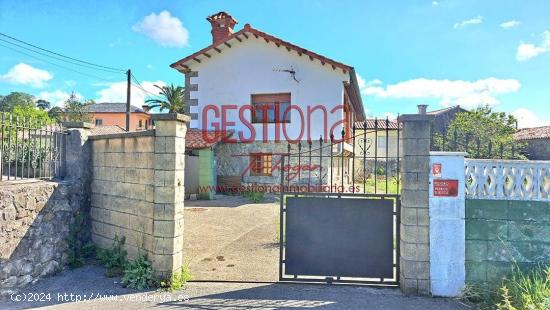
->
<box><xmin>186</xmin><ymin>128</ymin><xmax>223</xmax><ymax>150</ymax></box>
<box><xmin>355</xmin><ymin>119</ymin><xmax>400</xmax><ymax>130</ymax></box>
<box><xmin>89</xmin><ymin>125</ymin><xmax>126</xmax><ymax>135</ymax></box>
<box><xmin>514</xmin><ymin>126</ymin><xmax>550</xmax><ymax>140</ymax></box>
<box><xmin>170</xmin><ymin>24</ymin><xmax>352</xmax><ymax>74</ymax></box>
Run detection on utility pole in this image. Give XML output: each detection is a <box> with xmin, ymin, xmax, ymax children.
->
<box><xmin>126</xmin><ymin>69</ymin><xmax>131</xmax><ymax>131</ymax></box>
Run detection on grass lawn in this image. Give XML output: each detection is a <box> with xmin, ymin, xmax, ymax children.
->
<box><xmin>363</xmin><ymin>175</ymin><xmax>400</xmax><ymax>194</ymax></box>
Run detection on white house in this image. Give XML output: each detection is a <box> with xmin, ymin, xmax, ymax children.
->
<box><xmin>171</xmin><ymin>11</ymin><xmax>365</xmax><ymax>188</ymax></box>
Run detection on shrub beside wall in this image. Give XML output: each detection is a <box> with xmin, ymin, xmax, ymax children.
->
<box><xmin>465</xmin><ymin>199</ymin><xmax>550</xmax><ymax>286</ymax></box>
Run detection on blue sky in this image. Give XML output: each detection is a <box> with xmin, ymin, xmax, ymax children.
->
<box><xmin>0</xmin><ymin>0</ymin><xmax>548</xmax><ymax>127</ymax></box>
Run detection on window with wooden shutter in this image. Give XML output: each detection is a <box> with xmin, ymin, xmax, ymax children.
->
<box><xmin>251</xmin><ymin>93</ymin><xmax>291</xmax><ymax>124</ymax></box>
<box><xmin>249</xmin><ymin>153</ymin><xmax>273</xmax><ymax>176</ymax></box>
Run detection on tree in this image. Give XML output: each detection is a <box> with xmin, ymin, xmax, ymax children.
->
<box><xmin>36</xmin><ymin>99</ymin><xmax>51</xmax><ymax>110</ymax></box>
<box><xmin>433</xmin><ymin>106</ymin><xmax>523</xmax><ymax>159</ymax></box>
<box><xmin>11</xmin><ymin>105</ymin><xmax>52</xmax><ymax>124</ymax></box>
<box><xmin>145</xmin><ymin>84</ymin><xmax>186</xmax><ymax>113</ymax></box>
<box><xmin>48</xmin><ymin>106</ymin><xmax>64</xmax><ymax>122</ymax></box>
<box><xmin>63</xmin><ymin>92</ymin><xmax>93</xmax><ymax>122</ymax></box>
<box><xmin>0</xmin><ymin>92</ymin><xmax>35</xmax><ymax>111</ymax></box>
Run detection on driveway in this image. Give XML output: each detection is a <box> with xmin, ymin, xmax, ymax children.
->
<box><xmin>0</xmin><ymin>265</ymin><xmax>470</xmax><ymax>309</ymax></box>
<box><xmin>183</xmin><ymin>194</ymin><xmax>279</xmax><ymax>282</ymax></box>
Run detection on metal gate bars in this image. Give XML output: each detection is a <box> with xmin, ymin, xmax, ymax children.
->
<box><xmin>278</xmin><ymin>119</ymin><xmax>401</xmax><ymax>285</ymax></box>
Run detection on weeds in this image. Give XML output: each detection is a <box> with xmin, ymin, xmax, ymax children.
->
<box><xmin>461</xmin><ymin>265</ymin><xmax>550</xmax><ymax>310</ymax></box>
<box><xmin>97</xmin><ymin>235</ymin><xmax>128</xmax><ymax>277</ymax></box>
<box><xmin>159</xmin><ymin>264</ymin><xmax>192</xmax><ymax>291</ymax></box>
<box><xmin>242</xmin><ymin>190</ymin><xmax>265</xmax><ymax>203</ymax></box>
<box><xmin>66</xmin><ymin>212</ymin><xmax>95</xmax><ymax>269</ymax></box>
<box><xmin>122</xmin><ymin>252</ymin><xmax>153</xmax><ymax>290</ymax></box>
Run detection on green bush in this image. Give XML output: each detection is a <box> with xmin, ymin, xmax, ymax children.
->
<box><xmin>375</xmin><ymin>166</ymin><xmax>386</xmax><ymax>176</ymax></box>
<box><xmin>97</xmin><ymin>235</ymin><xmax>127</xmax><ymax>277</ymax></box>
<box><xmin>122</xmin><ymin>252</ymin><xmax>153</xmax><ymax>290</ymax></box>
<box><xmin>242</xmin><ymin>190</ymin><xmax>264</xmax><ymax>203</ymax></box>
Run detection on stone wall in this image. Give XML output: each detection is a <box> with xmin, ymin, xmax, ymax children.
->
<box><xmin>465</xmin><ymin>199</ymin><xmax>550</xmax><ymax>286</ymax></box>
<box><xmin>0</xmin><ymin>180</ymin><xmax>85</xmax><ymax>296</ymax></box>
<box><xmin>215</xmin><ymin>141</ymin><xmax>347</xmax><ymax>187</ymax></box>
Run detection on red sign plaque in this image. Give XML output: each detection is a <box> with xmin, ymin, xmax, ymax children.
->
<box><xmin>433</xmin><ymin>179</ymin><xmax>458</xmax><ymax>197</ymax></box>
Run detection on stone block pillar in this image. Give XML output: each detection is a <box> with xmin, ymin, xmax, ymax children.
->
<box><xmin>150</xmin><ymin>113</ymin><xmax>189</xmax><ymax>277</ymax></box>
<box><xmin>398</xmin><ymin>114</ymin><xmax>433</xmax><ymax>295</ymax></box>
<box><xmin>63</xmin><ymin>122</ymin><xmax>94</xmax><ymax>182</ymax></box>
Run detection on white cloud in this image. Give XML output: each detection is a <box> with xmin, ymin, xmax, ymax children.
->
<box><xmin>516</xmin><ymin>31</ymin><xmax>550</xmax><ymax>61</ymax></box>
<box><xmin>96</xmin><ymin>80</ymin><xmax>166</xmax><ymax>106</ymax></box>
<box><xmin>500</xmin><ymin>20</ymin><xmax>520</xmax><ymax>29</ymax></box>
<box><xmin>512</xmin><ymin>108</ymin><xmax>547</xmax><ymax>128</ymax></box>
<box><xmin>37</xmin><ymin>90</ymin><xmax>82</xmax><ymax>107</ymax></box>
<box><xmin>432</xmin><ymin>1</ymin><xmax>439</xmax><ymax>6</ymax></box>
<box><xmin>454</xmin><ymin>16</ymin><xmax>483</xmax><ymax>29</ymax></box>
<box><xmin>0</xmin><ymin>63</ymin><xmax>53</xmax><ymax>88</ymax></box>
<box><xmin>132</xmin><ymin>11</ymin><xmax>189</xmax><ymax>47</ymax></box>
<box><xmin>383</xmin><ymin>112</ymin><xmax>397</xmax><ymax>120</ymax></box>
<box><xmin>358</xmin><ymin>77</ymin><xmax>521</xmax><ymax>108</ymax></box>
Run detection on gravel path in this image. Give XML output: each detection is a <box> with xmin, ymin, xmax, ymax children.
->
<box><xmin>183</xmin><ymin>195</ymin><xmax>279</xmax><ymax>282</ymax></box>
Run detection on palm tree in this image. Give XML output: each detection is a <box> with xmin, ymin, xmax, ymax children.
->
<box><xmin>145</xmin><ymin>84</ymin><xmax>186</xmax><ymax>113</ymax></box>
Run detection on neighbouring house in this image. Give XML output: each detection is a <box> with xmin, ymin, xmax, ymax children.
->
<box><xmin>427</xmin><ymin>105</ymin><xmax>468</xmax><ymax>137</ymax></box>
<box><xmin>86</xmin><ymin>102</ymin><xmax>152</xmax><ymax>131</ymax></box>
<box><xmin>353</xmin><ymin>119</ymin><xmax>401</xmax><ymax>181</ymax></box>
<box><xmin>514</xmin><ymin>126</ymin><xmax>550</xmax><ymax>160</ymax></box>
<box><xmin>170</xmin><ymin>11</ymin><xmax>366</xmax><ymax>190</ymax></box>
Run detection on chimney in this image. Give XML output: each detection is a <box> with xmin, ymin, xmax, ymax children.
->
<box><xmin>207</xmin><ymin>12</ymin><xmax>238</xmax><ymax>45</ymax></box>
<box><xmin>417</xmin><ymin>104</ymin><xmax>428</xmax><ymax>114</ymax></box>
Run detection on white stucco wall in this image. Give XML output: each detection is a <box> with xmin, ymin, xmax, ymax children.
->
<box><xmin>187</xmin><ymin>37</ymin><xmax>349</xmax><ymax>141</ymax></box>
<box><xmin>429</xmin><ymin>152</ymin><xmax>466</xmax><ymax>297</ymax></box>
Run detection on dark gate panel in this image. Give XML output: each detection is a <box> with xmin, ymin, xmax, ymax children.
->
<box><xmin>284</xmin><ymin>197</ymin><xmax>394</xmax><ymax>279</ymax></box>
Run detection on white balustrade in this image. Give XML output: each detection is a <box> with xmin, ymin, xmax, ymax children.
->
<box><xmin>465</xmin><ymin>159</ymin><xmax>550</xmax><ymax>201</ymax></box>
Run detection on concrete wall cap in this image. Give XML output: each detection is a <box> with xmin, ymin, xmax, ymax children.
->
<box><xmin>430</xmin><ymin>151</ymin><xmax>468</xmax><ymax>156</ymax></box>
<box><xmin>88</xmin><ymin>129</ymin><xmax>155</xmax><ymax>140</ymax></box>
<box><xmin>62</xmin><ymin>121</ymin><xmax>95</xmax><ymax>129</ymax></box>
<box><xmin>151</xmin><ymin>113</ymin><xmax>190</xmax><ymax>122</ymax></box>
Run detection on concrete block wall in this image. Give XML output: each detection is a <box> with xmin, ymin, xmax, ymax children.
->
<box><xmin>465</xmin><ymin>199</ymin><xmax>550</xmax><ymax>285</ymax></box>
<box><xmin>89</xmin><ymin>132</ymin><xmax>156</xmax><ymax>260</ymax></box>
<box><xmin>89</xmin><ymin>114</ymin><xmax>189</xmax><ymax>277</ymax></box>
<box><xmin>398</xmin><ymin>114</ymin><xmax>433</xmax><ymax>295</ymax></box>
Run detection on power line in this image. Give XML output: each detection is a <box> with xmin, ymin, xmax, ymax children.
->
<box><xmin>0</xmin><ymin>37</ymin><xmax>123</xmax><ymax>74</ymax></box>
<box><xmin>0</xmin><ymin>42</ymin><xmax>117</xmax><ymax>82</ymax></box>
<box><xmin>130</xmin><ymin>73</ymin><xmax>163</xmax><ymax>99</ymax></box>
<box><xmin>0</xmin><ymin>32</ymin><xmax>126</xmax><ymax>73</ymax></box>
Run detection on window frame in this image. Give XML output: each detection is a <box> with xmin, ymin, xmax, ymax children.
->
<box><xmin>249</xmin><ymin>153</ymin><xmax>273</xmax><ymax>176</ymax></box>
<box><xmin>250</xmin><ymin>93</ymin><xmax>291</xmax><ymax>124</ymax></box>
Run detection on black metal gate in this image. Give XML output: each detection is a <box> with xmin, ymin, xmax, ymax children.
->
<box><xmin>279</xmin><ymin>119</ymin><xmax>401</xmax><ymax>285</ymax></box>
<box><xmin>1</xmin><ymin>112</ymin><xmax>67</xmax><ymax>181</ymax></box>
